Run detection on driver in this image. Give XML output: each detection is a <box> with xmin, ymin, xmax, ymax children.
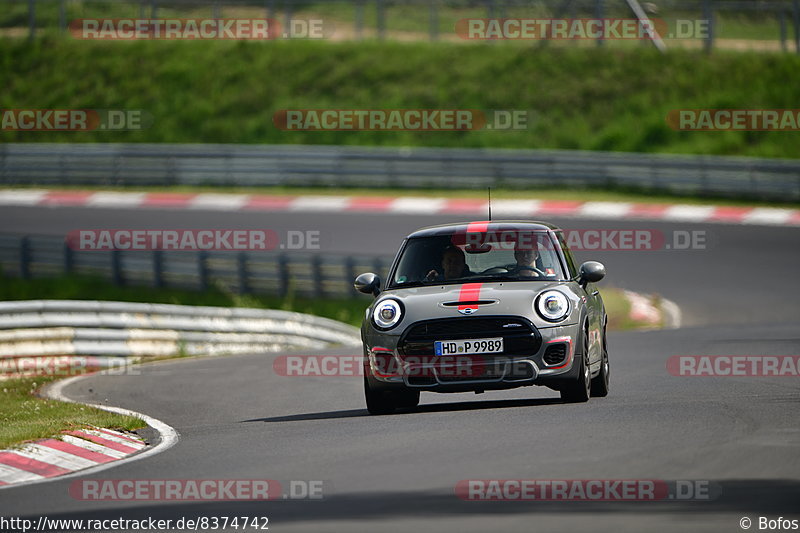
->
<box><xmin>425</xmin><ymin>245</ymin><xmax>473</xmax><ymax>281</ymax></box>
<box><xmin>509</xmin><ymin>240</ymin><xmax>540</xmax><ymax>278</ymax></box>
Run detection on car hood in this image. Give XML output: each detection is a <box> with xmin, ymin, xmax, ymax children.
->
<box><xmin>375</xmin><ymin>281</ymin><xmax>581</xmax><ymax>331</ymax></box>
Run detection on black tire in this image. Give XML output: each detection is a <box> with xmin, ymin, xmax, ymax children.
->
<box><xmin>395</xmin><ymin>389</ymin><xmax>421</xmax><ymax>409</ymax></box>
<box><xmin>591</xmin><ymin>320</ymin><xmax>610</xmax><ymax>397</ymax></box>
<box><xmin>560</xmin><ymin>322</ymin><xmax>591</xmax><ymax>403</ymax></box>
<box><xmin>364</xmin><ymin>375</ymin><xmax>397</xmax><ymax>415</ymax></box>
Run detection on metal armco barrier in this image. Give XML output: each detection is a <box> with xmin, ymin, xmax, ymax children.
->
<box><xmin>0</xmin><ymin>234</ymin><xmax>390</xmax><ymax>299</ymax></box>
<box><xmin>1</xmin><ymin>143</ymin><xmax>799</xmax><ymax>200</ymax></box>
<box><xmin>0</xmin><ymin>300</ymin><xmax>362</xmax><ymax>363</ymax></box>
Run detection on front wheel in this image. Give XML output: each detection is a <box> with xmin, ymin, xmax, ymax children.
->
<box><xmin>591</xmin><ymin>322</ymin><xmax>610</xmax><ymax>397</ymax></box>
<box><xmin>364</xmin><ymin>375</ymin><xmax>420</xmax><ymax>415</ymax></box>
<box><xmin>560</xmin><ymin>324</ymin><xmax>591</xmax><ymax>403</ymax></box>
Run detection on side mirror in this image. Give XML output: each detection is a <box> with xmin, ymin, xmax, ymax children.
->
<box><xmin>354</xmin><ymin>272</ymin><xmax>381</xmax><ymax>297</ymax></box>
<box><xmin>578</xmin><ymin>261</ymin><xmax>606</xmax><ymax>287</ymax></box>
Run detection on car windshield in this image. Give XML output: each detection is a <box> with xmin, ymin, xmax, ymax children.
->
<box><xmin>390</xmin><ymin>230</ymin><xmax>566</xmax><ymax>288</ymax></box>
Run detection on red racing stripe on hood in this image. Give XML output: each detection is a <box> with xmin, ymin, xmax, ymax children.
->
<box><xmin>458</xmin><ymin>282</ymin><xmax>483</xmax><ymax>311</ymax></box>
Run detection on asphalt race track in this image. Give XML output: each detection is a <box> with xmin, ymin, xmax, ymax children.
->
<box><xmin>1</xmin><ymin>204</ymin><xmax>799</xmax><ymax>533</ymax></box>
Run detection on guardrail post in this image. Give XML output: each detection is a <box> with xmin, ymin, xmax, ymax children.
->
<box><xmin>111</xmin><ymin>250</ymin><xmax>123</xmax><ymax>286</ymax></box>
<box><xmin>595</xmin><ymin>0</ymin><xmax>604</xmax><ymax>47</ymax></box>
<box><xmin>153</xmin><ymin>250</ymin><xmax>164</xmax><ymax>289</ymax></box>
<box><xmin>237</xmin><ymin>252</ymin><xmax>249</xmax><ymax>294</ymax></box>
<box><xmin>267</xmin><ymin>0</ymin><xmax>276</xmax><ymax>20</ymax></box>
<box><xmin>780</xmin><ymin>11</ymin><xmax>788</xmax><ymax>52</ymax></box>
<box><xmin>197</xmin><ymin>251</ymin><xmax>208</xmax><ymax>290</ymax></box>
<box><xmin>284</xmin><ymin>1</ymin><xmax>293</xmax><ymax>37</ymax></box>
<box><xmin>312</xmin><ymin>255</ymin><xmax>324</xmax><ymax>297</ymax></box>
<box><xmin>0</xmin><ymin>143</ymin><xmax>6</xmax><ymax>184</ymax></box>
<box><xmin>213</xmin><ymin>0</ymin><xmax>221</xmax><ymax>19</ymax></box>
<box><xmin>345</xmin><ymin>256</ymin><xmax>357</xmax><ymax>298</ymax></box>
<box><xmin>373</xmin><ymin>257</ymin><xmax>383</xmax><ymax>282</ymax></box>
<box><xmin>63</xmin><ymin>241</ymin><xmax>73</xmax><ymax>275</ymax></box>
<box><xmin>59</xmin><ymin>0</ymin><xmax>66</xmax><ymax>32</ymax></box>
<box><xmin>429</xmin><ymin>0</ymin><xmax>438</xmax><ymax>41</ymax></box>
<box><xmin>150</xmin><ymin>0</ymin><xmax>158</xmax><ymax>19</ymax></box>
<box><xmin>28</xmin><ymin>0</ymin><xmax>36</xmax><ymax>41</ymax></box>
<box><xmin>702</xmin><ymin>0</ymin><xmax>714</xmax><ymax>53</ymax></box>
<box><xmin>794</xmin><ymin>0</ymin><xmax>800</xmax><ymax>54</ymax></box>
<box><xmin>376</xmin><ymin>0</ymin><xmax>386</xmax><ymax>40</ymax></box>
<box><xmin>355</xmin><ymin>0</ymin><xmax>364</xmax><ymax>39</ymax></box>
<box><xmin>278</xmin><ymin>253</ymin><xmax>289</xmax><ymax>297</ymax></box>
<box><xmin>20</xmin><ymin>237</ymin><xmax>31</xmax><ymax>279</ymax></box>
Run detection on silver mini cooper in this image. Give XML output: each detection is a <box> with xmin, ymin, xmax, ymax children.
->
<box><xmin>355</xmin><ymin>221</ymin><xmax>609</xmax><ymax>415</ymax></box>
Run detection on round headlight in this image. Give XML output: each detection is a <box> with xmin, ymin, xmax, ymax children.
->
<box><xmin>372</xmin><ymin>299</ymin><xmax>403</xmax><ymax>330</ymax></box>
<box><xmin>535</xmin><ymin>290</ymin><xmax>570</xmax><ymax>322</ymax></box>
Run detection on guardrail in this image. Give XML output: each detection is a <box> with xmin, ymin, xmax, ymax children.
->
<box><xmin>6</xmin><ymin>0</ymin><xmax>800</xmax><ymax>53</ymax></box>
<box><xmin>0</xmin><ymin>233</ymin><xmax>391</xmax><ymax>300</ymax></box>
<box><xmin>2</xmin><ymin>143</ymin><xmax>799</xmax><ymax>201</ymax></box>
<box><xmin>0</xmin><ymin>300</ymin><xmax>362</xmax><ymax>367</ymax></box>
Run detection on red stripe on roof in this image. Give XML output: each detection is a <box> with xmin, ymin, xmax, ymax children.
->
<box><xmin>466</xmin><ymin>221</ymin><xmax>490</xmax><ymax>233</ymax></box>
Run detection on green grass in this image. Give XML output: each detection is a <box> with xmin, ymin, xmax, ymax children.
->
<box><xmin>0</xmin><ymin>375</ymin><xmax>145</xmax><ymax>449</ymax></box>
<box><xmin>1</xmin><ymin>37</ymin><xmax>799</xmax><ymax>158</ymax></box>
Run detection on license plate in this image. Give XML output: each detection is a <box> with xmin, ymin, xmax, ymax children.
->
<box><xmin>434</xmin><ymin>338</ymin><xmax>504</xmax><ymax>356</ymax></box>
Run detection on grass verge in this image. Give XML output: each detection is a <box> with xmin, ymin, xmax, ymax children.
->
<box><xmin>2</xmin><ymin>38</ymin><xmax>799</xmax><ymax>159</ymax></box>
<box><xmin>0</xmin><ymin>375</ymin><xmax>145</xmax><ymax>450</ymax></box>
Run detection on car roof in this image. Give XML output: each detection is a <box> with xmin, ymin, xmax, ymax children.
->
<box><xmin>407</xmin><ymin>220</ymin><xmax>562</xmax><ymax>238</ymax></box>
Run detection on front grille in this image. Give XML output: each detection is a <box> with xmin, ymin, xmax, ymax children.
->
<box><xmin>437</xmin><ymin>361</ymin><xmax>505</xmax><ymax>383</ymax></box>
<box><xmin>398</xmin><ymin>316</ymin><xmax>541</xmax><ymax>358</ymax></box>
<box><xmin>543</xmin><ymin>343</ymin><xmax>568</xmax><ymax>366</ymax></box>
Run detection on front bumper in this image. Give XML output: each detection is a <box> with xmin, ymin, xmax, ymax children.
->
<box><xmin>363</xmin><ymin>317</ymin><xmax>580</xmax><ymax>392</ymax></box>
